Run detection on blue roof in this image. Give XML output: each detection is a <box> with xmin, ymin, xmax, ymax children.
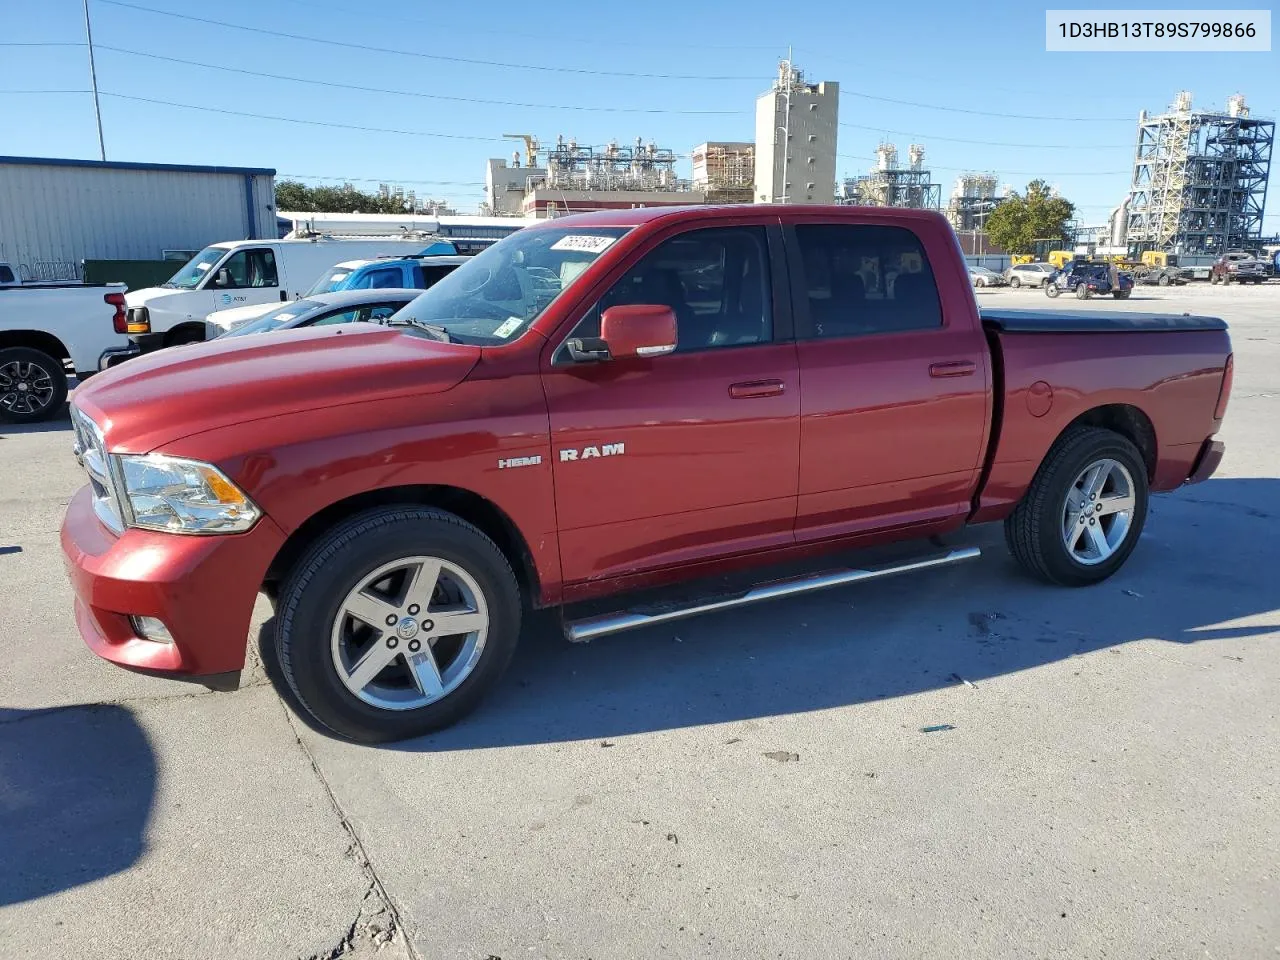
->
<box><xmin>0</xmin><ymin>155</ymin><xmax>275</xmax><ymax>177</ymax></box>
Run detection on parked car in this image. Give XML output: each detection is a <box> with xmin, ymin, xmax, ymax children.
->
<box><xmin>1005</xmin><ymin>262</ymin><xmax>1057</xmax><ymax>288</ymax></box>
<box><xmin>1210</xmin><ymin>253</ymin><xmax>1268</xmax><ymax>285</ymax></box>
<box><xmin>1137</xmin><ymin>265</ymin><xmax>1188</xmax><ymax>286</ymax></box>
<box><xmin>968</xmin><ymin>265</ymin><xmax>1006</xmax><ymax>288</ymax></box>
<box><xmin>208</xmin><ymin>289</ymin><xmax>421</xmax><ymax>339</ymax></box>
<box><xmin>1045</xmin><ymin>262</ymin><xmax>1134</xmax><ymax>299</ymax></box>
<box><xmin>1</xmin><ymin>270</ymin><xmax>132</xmax><ymax>423</ymax></box>
<box><xmin>61</xmin><ymin>206</ymin><xmax>1233</xmax><ymax>742</ymax></box>
<box><xmin>121</xmin><ymin>238</ymin><xmax>458</xmax><ymax>352</ymax></box>
<box><xmin>209</xmin><ymin>256</ymin><xmax>466</xmax><ymax>333</ymax></box>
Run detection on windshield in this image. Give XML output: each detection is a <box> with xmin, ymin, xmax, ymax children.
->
<box><xmin>388</xmin><ymin>227</ymin><xmax>630</xmax><ymax>345</ymax></box>
<box><xmin>222</xmin><ymin>300</ymin><xmax>323</xmax><ymax>337</ymax></box>
<box><xmin>164</xmin><ymin>246</ymin><xmax>228</xmax><ymax>289</ymax></box>
<box><xmin>305</xmin><ymin>269</ymin><xmax>354</xmax><ymax>296</ymax></box>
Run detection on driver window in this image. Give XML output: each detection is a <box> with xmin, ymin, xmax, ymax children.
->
<box><xmin>561</xmin><ymin>226</ymin><xmax>772</xmax><ymax>356</ymax></box>
<box><xmin>217</xmin><ymin>249</ymin><xmax>278</xmax><ymax>289</ymax></box>
<box><xmin>310</xmin><ymin>308</ymin><xmax>361</xmax><ymax>327</ymax></box>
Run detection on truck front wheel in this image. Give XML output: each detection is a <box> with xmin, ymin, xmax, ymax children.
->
<box><xmin>1004</xmin><ymin>426</ymin><xmax>1149</xmax><ymax>587</ymax></box>
<box><xmin>0</xmin><ymin>346</ymin><xmax>69</xmax><ymax>424</ymax></box>
<box><xmin>275</xmin><ymin>506</ymin><xmax>522</xmax><ymax>742</ymax></box>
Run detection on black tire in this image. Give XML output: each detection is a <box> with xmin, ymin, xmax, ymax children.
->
<box><xmin>1004</xmin><ymin>426</ymin><xmax>1149</xmax><ymax>587</ymax></box>
<box><xmin>1045</xmin><ymin>283</ymin><xmax>1060</xmax><ymax>298</ymax></box>
<box><xmin>1157</xmin><ymin>274</ymin><xmax>1171</xmax><ymax>286</ymax></box>
<box><xmin>0</xmin><ymin>346</ymin><xmax>69</xmax><ymax>424</ymax></box>
<box><xmin>275</xmin><ymin>506</ymin><xmax>522</xmax><ymax>743</ymax></box>
<box><xmin>1076</xmin><ymin>284</ymin><xmax>1090</xmax><ymax>300</ymax></box>
<box><xmin>1009</xmin><ymin>277</ymin><xmax>1022</xmax><ymax>288</ymax></box>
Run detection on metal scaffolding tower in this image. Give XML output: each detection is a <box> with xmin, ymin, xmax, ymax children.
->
<box><xmin>1126</xmin><ymin>92</ymin><xmax>1274</xmax><ymax>254</ymax></box>
<box><xmin>839</xmin><ymin>143</ymin><xmax>941</xmax><ymax>210</ymax></box>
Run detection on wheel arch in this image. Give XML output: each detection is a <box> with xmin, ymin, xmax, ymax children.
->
<box><xmin>263</xmin><ymin>484</ymin><xmax>543</xmax><ymax>606</ymax></box>
<box><xmin>1056</xmin><ymin>403</ymin><xmax>1157</xmax><ymax>480</ymax></box>
<box><xmin>0</xmin><ymin>329</ymin><xmax>72</xmax><ymax>363</ymax></box>
<box><xmin>164</xmin><ymin>322</ymin><xmax>207</xmax><ymax>346</ymax></box>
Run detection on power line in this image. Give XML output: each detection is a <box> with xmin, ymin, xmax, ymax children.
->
<box><xmin>96</xmin><ymin>46</ymin><xmax>744</xmax><ymax>115</ymax></box>
<box><xmin>95</xmin><ymin>0</ymin><xmax>763</xmax><ymax>81</ymax></box>
<box><xmin>839</xmin><ymin>89</ymin><xmax>1134</xmax><ymax>123</ymax></box>
<box><xmin>282</xmin><ymin>174</ymin><xmax>486</xmax><ymax>187</ymax></box>
<box><xmin>839</xmin><ymin>121</ymin><xmax>1129</xmax><ymax>150</ymax></box>
<box><xmin>269</xmin><ymin>0</ymin><xmax>784</xmax><ymax>52</ymax></box>
<box><xmin>837</xmin><ymin>154</ymin><xmax>1130</xmax><ymax>177</ymax></box>
<box><xmin>100</xmin><ymin>91</ymin><xmax>507</xmax><ymax>141</ymax></box>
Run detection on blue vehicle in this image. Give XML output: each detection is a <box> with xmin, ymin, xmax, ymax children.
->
<box><xmin>1045</xmin><ymin>261</ymin><xmax>1134</xmax><ymax>300</ymax></box>
<box><xmin>304</xmin><ymin>253</ymin><xmax>468</xmax><ymax>296</ymax></box>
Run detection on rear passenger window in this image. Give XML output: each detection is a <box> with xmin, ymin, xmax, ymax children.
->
<box><xmin>795</xmin><ymin>224</ymin><xmax>942</xmax><ymax>338</ymax></box>
<box><xmin>417</xmin><ymin>264</ymin><xmax>457</xmax><ymax>289</ymax></box>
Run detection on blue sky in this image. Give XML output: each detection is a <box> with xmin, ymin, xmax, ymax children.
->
<box><xmin>3</xmin><ymin>0</ymin><xmax>1277</xmax><ymax>229</ymax></box>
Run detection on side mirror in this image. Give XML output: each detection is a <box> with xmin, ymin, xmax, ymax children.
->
<box><xmin>213</xmin><ymin>269</ymin><xmax>230</xmax><ymax>288</ymax></box>
<box><xmin>600</xmin><ymin>304</ymin><xmax>677</xmax><ymax>359</ymax></box>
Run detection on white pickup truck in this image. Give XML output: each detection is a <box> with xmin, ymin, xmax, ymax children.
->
<box><xmin>0</xmin><ymin>262</ymin><xmax>132</xmax><ymax>423</ymax></box>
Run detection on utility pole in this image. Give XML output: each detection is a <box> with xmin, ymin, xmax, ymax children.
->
<box><xmin>83</xmin><ymin>0</ymin><xmax>106</xmax><ymax>160</ymax></box>
<box><xmin>777</xmin><ymin>47</ymin><xmax>793</xmax><ymax>204</ymax></box>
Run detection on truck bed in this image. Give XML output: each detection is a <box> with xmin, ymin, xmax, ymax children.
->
<box><xmin>980</xmin><ymin>308</ymin><xmax>1228</xmax><ymax>334</ymax></box>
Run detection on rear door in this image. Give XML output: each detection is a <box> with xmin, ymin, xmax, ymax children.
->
<box><xmin>542</xmin><ymin>220</ymin><xmax>801</xmax><ymax>584</ymax></box>
<box><xmin>787</xmin><ymin>218</ymin><xmax>991</xmax><ymax>542</ymax></box>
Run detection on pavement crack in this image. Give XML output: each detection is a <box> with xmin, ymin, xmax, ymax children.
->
<box><xmin>281</xmin><ymin>702</ymin><xmax>417</xmax><ymax>960</ymax></box>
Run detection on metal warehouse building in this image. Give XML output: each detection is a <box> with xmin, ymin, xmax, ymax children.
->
<box><xmin>0</xmin><ymin>156</ymin><xmax>276</xmax><ymax>280</ymax></box>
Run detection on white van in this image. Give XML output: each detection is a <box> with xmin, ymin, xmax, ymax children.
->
<box><xmin>123</xmin><ymin>237</ymin><xmax>446</xmax><ymax>350</ymax></box>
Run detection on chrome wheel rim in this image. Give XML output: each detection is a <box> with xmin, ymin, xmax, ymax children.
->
<box><xmin>0</xmin><ymin>359</ymin><xmax>55</xmax><ymax>415</ymax></box>
<box><xmin>1061</xmin><ymin>459</ymin><xmax>1136</xmax><ymax>566</ymax></box>
<box><xmin>330</xmin><ymin>555</ymin><xmax>489</xmax><ymax>711</ymax></box>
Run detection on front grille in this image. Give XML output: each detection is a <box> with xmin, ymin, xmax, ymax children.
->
<box><xmin>71</xmin><ymin>405</ymin><xmax>125</xmax><ymax>533</ymax></box>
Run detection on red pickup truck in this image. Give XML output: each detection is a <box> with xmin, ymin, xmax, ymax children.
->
<box><xmin>61</xmin><ymin>206</ymin><xmax>1233</xmax><ymax>742</ymax></box>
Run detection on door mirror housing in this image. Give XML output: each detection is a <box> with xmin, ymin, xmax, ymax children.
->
<box><xmin>599</xmin><ymin>304</ymin><xmax>677</xmax><ymax>359</ymax></box>
<box><xmin>213</xmin><ymin>268</ymin><xmax>231</xmax><ymax>288</ymax></box>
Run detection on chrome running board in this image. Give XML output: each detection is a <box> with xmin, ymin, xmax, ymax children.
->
<box><xmin>565</xmin><ymin>546</ymin><xmax>981</xmax><ymax>643</ymax></box>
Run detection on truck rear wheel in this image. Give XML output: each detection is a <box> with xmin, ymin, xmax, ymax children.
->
<box><xmin>275</xmin><ymin>506</ymin><xmax>522</xmax><ymax>743</ymax></box>
<box><xmin>1044</xmin><ymin>283</ymin><xmax>1059</xmax><ymax>298</ymax></box>
<box><xmin>1004</xmin><ymin>426</ymin><xmax>1149</xmax><ymax>587</ymax></box>
<box><xmin>0</xmin><ymin>346</ymin><xmax>68</xmax><ymax>424</ymax></box>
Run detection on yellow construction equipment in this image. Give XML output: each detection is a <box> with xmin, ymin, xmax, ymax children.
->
<box><xmin>502</xmin><ymin>133</ymin><xmax>540</xmax><ymax>167</ymax></box>
<box><xmin>1011</xmin><ymin>254</ymin><xmax>1034</xmax><ymax>265</ymax></box>
<box><xmin>1047</xmin><ymin>250</ymin><xmax>1075</xmax><ymax>269</ymax></box>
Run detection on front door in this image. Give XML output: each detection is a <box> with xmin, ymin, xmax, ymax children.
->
<box><xmin>206</xmin><ymin>247</ymin><xmax>281</xmax><ymax>312</ymax></box>
<box><xmin>788</xmin><ymin>220</ymin><xmax>991</xmax><ymax>541</ymax></box>
<box><xmin>542</xmin><ymin>224</ymin><xmax>801</xmax><ymax>585</ymax></box>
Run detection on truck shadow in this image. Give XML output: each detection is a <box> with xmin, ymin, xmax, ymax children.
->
<box><xmin>259</xmin><ymin>477</ymin><xmax>1278</xmax><ymax>751</ymax></box>
<box><xmin>0</xmin><ymin>704</ymin><xmax>155</xmax><ymax>905</ymax></box>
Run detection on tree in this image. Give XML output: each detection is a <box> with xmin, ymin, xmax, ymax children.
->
<box><xmin>273</xmin><ymin>179</ymin><xmax>412</xmax><ymax>214</ymax></box>
<box><xmin>985</xmin><ymin>179</ymin><xmax>1076</xmax><ymax>254</ymax></box>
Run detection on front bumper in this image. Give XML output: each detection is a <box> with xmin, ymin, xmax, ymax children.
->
<box><xmin>1185</xmin><ymin>439</ymin><xmax>1225</xmax><ymax>485</ymax></box>
<box><xmin>60</xmin><ymin>485</ymin><xmax>287</xmax><ymax>679</ymax></box>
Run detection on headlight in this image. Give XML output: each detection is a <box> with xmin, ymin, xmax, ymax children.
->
<box><xmin>117</xmin><ymin>454</ymin><xmax>261</xmax><ymax>534</ymax></box>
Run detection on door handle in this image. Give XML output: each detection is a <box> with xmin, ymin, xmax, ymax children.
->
<box><xmin>729</xmin><ymin>379</ymin><xmax>786</xmax><ymax>399</ymax></box>
<box><xmin>929</xmin><ymin>361</ymin><xmax>976</xmax><ymax>378</ymax></box>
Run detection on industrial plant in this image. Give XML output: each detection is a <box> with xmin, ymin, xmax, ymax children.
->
<box><xmin>838</xmin><ymin>143</ymin><xmax>941</xmax><ymax>210</ymax></box>
<box><xmin>472</xmin><ymin>67</ymin><xmax>1274</xmax><ymax>261</ymax></box>
<box><xmin>1123</xmin><ymin>92</ymin><xmax>1274</xmax><ymax>255</ymax></box>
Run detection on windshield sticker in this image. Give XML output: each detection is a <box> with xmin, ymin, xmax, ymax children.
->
<box><xmin>493</xmin><ymin>316</ymin><xmax>523</xmax><ymax>339</ymax></box>
<box><xmin>271</xmin><ymin>312</ymin><xmax>297</xmax><ymax>322</ymax></box>
<box><xmin>550</xmin><ymin>235</ymin><xmax>617</xmax><ymax>254</ymax></box>
<box><xmin>195</xmin><ymin>262</ymin><xmax>213</xmax><ymax>271</ymax></box>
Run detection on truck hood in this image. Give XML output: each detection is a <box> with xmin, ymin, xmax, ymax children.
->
<box><xmin>74</xmin><ymin>324</ymin><xmax>481</xmax><ymax>453</ymax></box>
<box><xmin>207</xmin><ymin>301</ymin><xmax>280</xmax><ymax>330</ymax></box>
<box><xmin>124</xmin><ymin>286</ymin><xmax>189</xmax><ymax>308</ymax></box>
